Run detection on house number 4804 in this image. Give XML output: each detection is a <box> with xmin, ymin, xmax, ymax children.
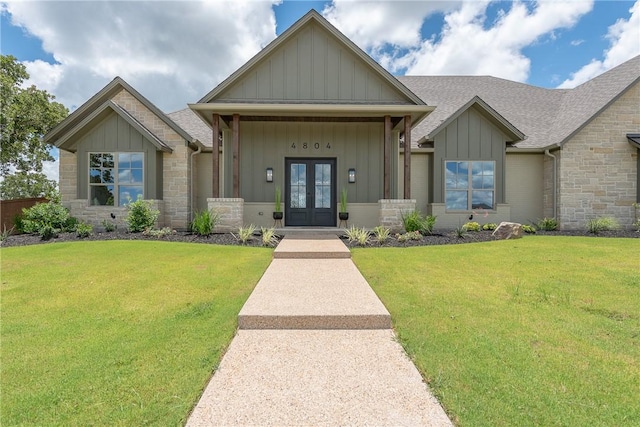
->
<box><xmin>291</xmin><ymin>142</ymin><xmax>331</xmax><ymax>149</ymax></box>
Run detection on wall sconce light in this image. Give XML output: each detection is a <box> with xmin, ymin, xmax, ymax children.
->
<box><xmin>348</xmin><ymin>168</ymin><xmax>356</xmax><ymax>183</ymax></box>
<box><xmin>266</xmin><ymin>167</ymin><xmax>273</xmax><ymax>182</ymax></box>
<box><xmin>218</xmin><ymin>132</ymin><xmax>223</xmax><ymax>147</ymax></box>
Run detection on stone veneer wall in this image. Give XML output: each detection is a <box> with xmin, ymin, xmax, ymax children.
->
<box><xmin>557</xmin><ymin>82</ymin><xmax>639</xmax><ymax>229</ymax></box>
<box><xmin>542</xmin><ymin>152</ymin><xmax>558</xmax><ymax>220</ymax></box>
<box><xmin>69</xmin><ymin>199</ymin><xmax>164</xmax><ymax>230</ymax></box>
<box><xmin>208</xmin><ymin>198</ymin><xmax>244</xmax><ymax>232</ymax></box>
<box><xmin>379</xmin><ymin>199</ymin><xmax>416</xmax><ymax>232</ymax></box>
<box><xmin>112</xmin><ymin>89</ymin><xmax>191</xmax><ymax>229</ymax></box>
<box><xmin>59</xmin><ymin>150</ymin><xmax>77</xmax><ymax>205</ymax></box>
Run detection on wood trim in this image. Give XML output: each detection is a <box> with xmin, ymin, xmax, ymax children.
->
<box><xmin>384</xmin><ymin>115</ymin><xmax>391</xmax><ymax>199</ymax></box>
<box><xmin>232</xmin><ymin>114</ymin><xmax>240</xmax><ymax>198</ymax></box>
<box><xmin>212</xmin><ymin>113</ymin><xmax>220</xmax><ymax>198</ymax></box>
<box><xmin>232</xmin><ymin>116</ymin><xmax>388</xmax><ymax>123</ymax></box>
<box><xmin>404</xmin><ymin>115</ymin><xmax>412</xmax><ymax>199</ymax></box>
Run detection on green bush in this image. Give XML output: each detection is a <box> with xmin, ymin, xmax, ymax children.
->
<box><xmin>482</xmin><ymin>223</ymin><xmax>497</xmax><ymax>231</ymax></box>
<box><xmin>142</xmin><ymin>227</ymin><xmax>175</xmax><ymax>238</ymax></box>
<box><xmin>125</xmin><ymin>197</ymin><xmax>159</xmax><ymax>233</ymax></box>
<box><xmin>19</xmin><ymin>202</ymin><xmax>73</xmax><ymax>236</ymax></box>
<box><xmin>401</xmin><ymin>210</ymin><xmax>436</xmax><ymax>235</ymax></box>
<box><xmin>102</xmin><ymin>220</ymin><xmax>116</xmax><ymax>232</ymax></box>
<box><xmin>76</xmin><ymin>222</ymin><xmax>93</xmax><ymax>238</ymax></box>
<box><xmin>190</xmin><ymin>209</ymin><xmax>220</xmax><ymax>236</ymax></box>
<box><xmin>522</xmin><ymin>224</ymin><xmax>536</xmax><ymax>234</ymax></box>
<box><xmin>396</xmin><ymin>231</ymin><xmax>422</xmax><ymax>242</ymax></box>
<box><xmin>586</xmin><ymin>217</ymin><xmax>619</xmax><ymax>234</ymax></box>
<box><xmin>234</xmin><ymin>224</ymin><xmax>256</xmax><ymax>245</ymax></box>
<box><xmin>372</xmin><ymin>225</ymin><xmax>391</xmax><ymax>245</ymax></box>
<box><xmin>537</xmin><ymin>217</ymin><xmax>558</xmax><ymax>231</ymax></box>
<box><xmin>462</xmin><ymin>221</ymin><xmax>481</xmax><ymax>232</ymax></box>
<box><xmin>260</xmin><ymin>227</ymin><xmax>278</xmax><ymax>247</ymax></box>
<box><xmin>345</xmin><ymin>226</ymin><xmax>370</xmax><ymax>246</ymax></box>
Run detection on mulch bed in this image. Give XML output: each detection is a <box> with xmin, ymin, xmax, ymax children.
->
<box><xmin>2</xmin><ymin>228</ymin><xmax>637</xmax><ymax>249</ymax></box>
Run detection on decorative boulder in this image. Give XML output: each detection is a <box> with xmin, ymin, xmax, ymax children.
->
<box><xmin>492</xmin><ymin>222</ymin><xmax>523</xmax><ymax>240</ymax></box>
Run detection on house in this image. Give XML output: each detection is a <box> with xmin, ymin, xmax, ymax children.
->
<box><xmin>45</xmin><ymin>10</ymin><xmax>640</xmax><ymax>231</ymax></box>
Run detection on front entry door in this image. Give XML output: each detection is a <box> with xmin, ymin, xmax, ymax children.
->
<box><xmin>285</xmin><ymin>158</ymin><xmax>336</xmax><ymax>226</ymax></box>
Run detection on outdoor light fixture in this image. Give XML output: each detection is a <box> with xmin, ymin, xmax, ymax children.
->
<box><xmin>348</xmin><ymin>168</ymin><xmax>356</xmax><ymax>183</ymax></box>
<box><xmin>266</xmin><ymin>167</ymin><xmax>273</xmax><ymax>182</ymax></box>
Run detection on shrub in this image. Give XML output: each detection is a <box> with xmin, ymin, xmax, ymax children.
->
<box><xmin>125</xmin><ymin>197</ymin><xmax>159</xmax><ymax>232</ymax></box>
<box><xmin>396</xmin><ymin>231</ymin><xmax>422</xmax><ymax>242</ymax></box>
<box><xmin>20</xmin><ymin>202</ymin><xmax>73</xmax><ymax>236</ymax></box>
<box><xmin>454</xmin><ymin>225</ymin><xmax>467</xmax><ymax>239</ymax></box>
<box><xmin>191</xmin><ymin>209</ymin><xmax>220</xmax><ymax>236</ymax></box>
<box><xmin>401</xmin><ymin>210</ymin><xmax>437</xmax><ymax>235</ymax></box>
<box><xmin>0</xmin><ymin>225</ymin><xmax>14</xmax><ymax>241</ymax></box>
<box><xmin>463</xmin><ymin>221</ymin><xmax>481</xmax><ymax>232</ymax></box>
<box><xmin>372</xmin><ymin>226</ymin><xmax>391</xmax><ymax>245</ymax></box>
<box><xmin>102</xmin><ymin>220</ymin><xmax>116</xmax><ymax>232</ymax></box>
<box><xmin>142</xmin><ymin>227</ymin><xmax>175</xmax><ymax>238</ymax></box>
<box><xmin>522</xmin><ymin>224</ymin><xmax>536</xmax><ymax>234</ymax></box>
<box><xmin>345</xmin><ymin>226</ymin><xmax>370</xmax><ymax>246</ymax></box>
<box><xmin>260</xmin><ymin>227</ymin><xmax>279</xmax><ymax>247</ymax></box>
<box><xmin>482</xmin><ymin>223</ymin><xmax>497</xmax><ymax>231</ymax></box>
<box><xmin>76</xmin><ymin>222</ymin><xmax>93</xmax><ymax>238</ymax></box>
<box><xmin>634</xmin><ymin>219</ymin><xmax>640</xmax><ymax>232</ymax></box>
<box><xmin>234</xmin><ymin>224</ymin><xmax>256</xmax><ymax>245</ymax></box>
<box><xmin>537</xmin><ymin>217</ymin><xmax>558</xmax><ymax>231</ymax></box>
<box><xmin>586</xmin><ymin>217</ymin><xmax>619</xmax><ymax>234</ymax></box>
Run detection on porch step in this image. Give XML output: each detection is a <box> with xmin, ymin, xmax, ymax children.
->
<box><xmin>273</xmin><ymin>235</ymin><xmax>351</xmax><ymax>259</ymax></box>
<box><xmin>238</xmin><ymin>258</ymin><xmax>391</xmax><ymax>330</ymax></box>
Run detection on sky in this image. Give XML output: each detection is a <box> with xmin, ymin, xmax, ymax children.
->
<box><xmin>1</xmin><ymin>0</ymin><xmax>639</xmax><ymax>183</ymax></box>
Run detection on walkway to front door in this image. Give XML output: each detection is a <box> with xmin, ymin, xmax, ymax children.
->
<box><xmin>285</xmin><ymin>158</ymin><xmax>336</xmax><ymax>227</ymax></box>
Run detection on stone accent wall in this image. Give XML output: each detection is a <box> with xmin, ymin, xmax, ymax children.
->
<box><xmin>542</xmin><ymin>152</ymin><xmax>557</xmax><ymax>220</ymax></box>
<box><xmin>379</xmin><ymin>199</ymin><xmax>416</xmax><ymax>232</ymax></box>
<box><xmin>208</xmin><ymin>198</ymin><xmax>244</xmax><ymax>232</ymax></box>
<box><xmin>558</xmin><ymin>82</ymin><xmax>639</xmax><ymax>229</ymax></box>
<box><xmin>112</xmin><ymin>89</ymin><xmax>192</xmax><ymax>229</ymax></box>
<box><xmin>68</xmin><ymin>199</ymin><xmax>165</xmax><ymax>230</ymax></box>
<box><xmin>59</xmin><ymin>150</ymin><xmax>77</xmax><ymax>206</ymax></box>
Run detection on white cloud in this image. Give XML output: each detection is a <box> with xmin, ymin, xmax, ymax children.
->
<box><xmin>3</xmin><ymin>0</ymin><xmax>280</xmax><ymax>112</ymax></box>
<box><xmin>570</xmin><ymin>39</ymin><xmax>585</xmax><ymax>46</ymax></box>
<box><xmin>558</xmin><ymin>0</ymin><xmax>640</xmax><ymax>88</ymax></box>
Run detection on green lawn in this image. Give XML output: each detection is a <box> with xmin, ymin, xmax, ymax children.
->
<box><xmin>353</xmin><ymin>236</ymin><xmax>640</xmax><ymax>426</ymax></box>
<box><xmin>1</xmin><ymin>241</ymin><xmax>272</xmax><ymax>426</ymax></box>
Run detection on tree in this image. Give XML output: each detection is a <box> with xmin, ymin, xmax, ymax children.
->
<box><xmin>1</xmin><ymin>55</ymin><xmax>68</xmax><ymax>200</ymax></box>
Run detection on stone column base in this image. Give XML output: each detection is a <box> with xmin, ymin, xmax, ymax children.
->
<box><xmin>207</xmin><ymin>198</ymin><xmax>244</xmax><ymax>232</ymax></box>
<box><xmin>379</xmin><ymin>199</ymin><xmax>416</xmax><ymax>233</ymax></box>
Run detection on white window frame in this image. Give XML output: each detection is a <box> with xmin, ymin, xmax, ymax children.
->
<box><xmin>445</xmin><ymin>160</ymin><xmax>495</xmax><ymax>211</ymax></box>
<box><xmin>88</xmin><ymin>152</ymin><xmax>144</xmax><ymax>207</ymax></box>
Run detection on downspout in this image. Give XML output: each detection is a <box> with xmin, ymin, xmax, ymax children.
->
<box><xmin>190</xmin><ymin>142</ymin><xmax>203</xmax><ymax>224</ymax></box>
<box><xmin>544</xmin><ymin>149</ymin><xmax>557</xmax><ymax>220</ymax></box>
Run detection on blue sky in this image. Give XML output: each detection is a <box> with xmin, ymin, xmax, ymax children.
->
<box><xmin>1</xmin><ymin>1</ymin><xmax>639</xmax><ymax>181</ymax></box>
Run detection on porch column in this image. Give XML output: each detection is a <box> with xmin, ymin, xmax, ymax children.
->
<box><xmin>212</xmin><ymin>113</ymin><xmax>220</xmax><ymax>198</ymax></box>
<box><xmin>232</xmin><ymin>113</ymin><xmax>240</xmax><ymax>198</ymax></box>
<box><xmin>403</xmin><ymin>115</ymin><xmax>412</xmax><ymax>199</ymax></box>
<box><xmin>384</xmin><ymin>115</ymin><xmax>391</xmax><ymax>199</ymax></box>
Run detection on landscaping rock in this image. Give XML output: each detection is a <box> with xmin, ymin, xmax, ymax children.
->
<box><xmin>492</xmin><ymin>222</ymin><xmax>523</xmax><ymax>240</ymax></box>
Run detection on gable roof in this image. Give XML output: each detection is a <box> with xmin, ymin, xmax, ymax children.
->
<box><xmin>400</xmin><ymin>55</ymin><xmax>640</xmax><ymax>150</ymax></box>
<box><xmin>44</xmin><ymin>77</ymin><xmax>197</xmax><ymax>147</ymax></box>
<box><xmin>55</xmin><ymin>100</ymin><xmax>173</xmax><ymax>153</ymax></box>
<box><xmin>168</xmin><ymin>108</ymin><xmax>213</xmax><ymax>148</ymax></box>
<box><xmin>198</xmin><ymin>10</ymin><xmax>425</xmax><ymax>107</ymax></box>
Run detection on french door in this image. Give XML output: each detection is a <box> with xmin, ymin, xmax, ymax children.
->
<box><xmin>285</xmin><ymin>158</ymin><xmax>336</xmax><ymax>226</ymax></box>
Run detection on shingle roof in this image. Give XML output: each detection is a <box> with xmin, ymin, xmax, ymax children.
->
<box><xmin>399</xmin><ymin>55</ymin><xmax>640</xmax><ymax>149</ymax></box>
<box><xmin>167</xmin><ymin>108</ymin><xmax>213</xmax><ymax>148</ymax></box>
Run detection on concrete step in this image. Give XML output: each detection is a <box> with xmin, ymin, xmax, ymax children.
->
<box><xmin>273</xmin><ymin>235</ymin><xmax>351</xmax><ymax>259</ymax></box>
<box><xmin>238</xmin><ymin>259</ymin><xmax>391</xmax><ymax>329</ymax></box>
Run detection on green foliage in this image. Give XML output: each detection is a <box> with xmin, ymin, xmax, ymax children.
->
<box><xmin>125</xmin><ymin>197</ymin><xmax>159</xmax><ymax>232</ymax></box>
<box><xmin>0</xmin><ymin>225</ymin><xmax>14</xmax><ymax>241</ymax></box>
<box><xmin>260</xmin><ymin>227</ymin><xmax>278</xmax><ymax>247</ymax></box>
<box><xmin>482</xmin><ymin>223</ymin><xmax>497</xmax><ymax>231</ymax></box>
<box><xmin>537</xmin><ymin>217</ymin><xmax>559</xmax><ymax>231</ymax></box>
<box><xmin>274</xmin><ymin>186</ymin><xmax>282</xmax><ymax>212</ymax></box>
<box><xmin>372</xmin><ymin>225</ymin><xmax>391</xmax><ymax>245</ymax></box>
<box><xmin>462</xmin><ymin>221</ymin><xmax>481</xmax><ymax>232</ymax></box>
<box><xmin>142</xmin><ymin>227</ymin><xmax>175</xmax><ymax>238</ymax></box>
<box><xmin>190</xmin><ymin>209</ymin><xmax>219</xmax><ymax>236</ymax></box>
<box><xmin>0</xmin><ymin>55</ymin><xmax>68</xmax><ymax>199</ymax></box>
<box><xmin>401</xmin><ymin>210</ymin><xmax>437</xmax><ymax>235</ymax></box>
<box><xmin>19</xmin><ymin>202</ymin><xmax>72</xmax><ymax>236</ymax></box>
<box><xmin>75</xmin><ymin>222</ymin><xmax>93</xmax><ymax>238</ymax></box>
<box><xmin>522</xmin><ymin>224</ymin><xmax>537</xmax><ymax>234</ymax></box>
<box><xmin>454</xmin><ymin>225</ymin><xmax>467</xmax><ymax>238</ymax></box>
<box><xmin>396</xmin><ymin>231</ymin><xmax>422</xmax><ymax>242</ymax></box>
<box><xmin>586</xmin><ymin>217</ymin><xmax>620</xmax><ymax>234</ymax></box>
<box><xmin>344</xmin><ymin>226</ymin><xmax>370</xmax><ymax>246</ymax></box>
<box><xmin>234</xmin><ymin>224</ymin><xmax>256</xmax><ymax>244</ymax></box>
<box><xmin>101</xmin><ymin>220</ymin><xmax>116</xmax><ymax>232</ymax></box>
<box><xmin>340</xmin><ymin>188</ymin><xmax>348</xmax><ymax>213</ymax></box>
<box><xmin>634</xmin><ymin>219</ymin><xmax>640</xmax><ymax>232</ymax></box>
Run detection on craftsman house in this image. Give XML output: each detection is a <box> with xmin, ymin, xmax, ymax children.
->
<box><xmin>45</xmin><ymin>10</ymin><xmax>640</xmax><ymax>231</ymax></box>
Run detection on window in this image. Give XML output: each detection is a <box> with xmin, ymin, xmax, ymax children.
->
<box><xmin>89</xmin><ymin>152</ymin><xmax>143</xmax><ymax>206</ymax></box>
<box><xmin>445</xmin><ymin>161</ymin><xmax>495</xmax><ymax>211</ymax></box>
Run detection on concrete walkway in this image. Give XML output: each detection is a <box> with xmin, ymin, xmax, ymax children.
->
<box><xmin>186</xmin><ymin>235</ymin><xmax>452</xmax><ymax>427</ymax></box>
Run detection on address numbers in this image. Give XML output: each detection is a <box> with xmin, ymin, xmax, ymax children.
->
<box><xmin>290</xmin><ymin>142</ymin><xmax>331</xmax><ymax>150</ymax></box>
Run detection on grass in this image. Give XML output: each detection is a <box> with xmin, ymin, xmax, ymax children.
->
<box><xmin>1</xmin><ymin>241</ymin><xmax>272</xmax><ymax>426</ymax></box>
<box><xmin>352</xmin><ymin>236</ymin><xmax>640</xmax><ymax>427</ymax></box>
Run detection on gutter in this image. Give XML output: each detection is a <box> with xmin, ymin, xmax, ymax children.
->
<box><xmin>544</xmin><ymin>149</ymin><xmax>558</xmax><ymax>220</ymax></box>
<box><xmin>189</xmin><ymin>142</ymin><xmax>203</xmax><ymax>224</ymax></box>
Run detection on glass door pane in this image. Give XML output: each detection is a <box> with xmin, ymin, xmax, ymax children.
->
<box><xmin>314</xmin><ymin>163</ymin><xmax>331</xmax><ymax>208</ymax></box>
<box><xmin>290</xmin><ymin>163</ymin><xmax>306</xmax><ymax>208</ymax></box>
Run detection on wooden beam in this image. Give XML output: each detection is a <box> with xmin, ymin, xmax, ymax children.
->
<box><xmin>384</xmin><ymin>115</ymin><xmax>391</xmax><ymax>199</ymax></box>
<box><xmin>232</xmin><ymin>114</ymin><xmax>240</xmax><ymax>198</ymax></box>
<box><xmin>403</xmin><ymin>115</ymin><xmax>412</xmax><ymax>199</ymax></box>
<box><xmin>212</xmin><ymin>113</ymin><xmax>220</xmax><ymax>198</ymax></box>
<box><xmin>238</xmin><ymin>116</ymin><xmax>386</xmax><ymax>123</ymax></box>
